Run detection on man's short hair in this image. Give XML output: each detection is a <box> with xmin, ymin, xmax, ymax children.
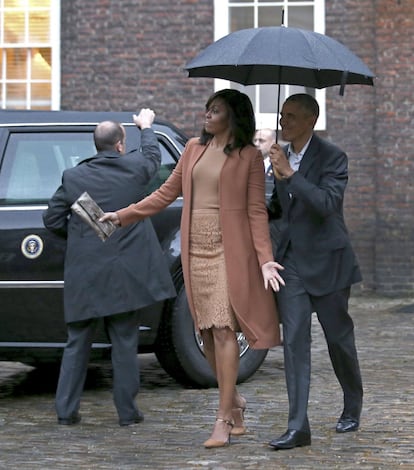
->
<box><xmin>94</xmin><ymin>121</ymin><xmax>124</xmax><ymax>151</ymax></box>
<box><xmin>285</xmin><ymin>94</ymin><xmax>320</xmax><ymax>118</ymax></box>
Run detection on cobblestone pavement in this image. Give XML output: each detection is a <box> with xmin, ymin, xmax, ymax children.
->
<box><xmin>0</xmin><ymin>294</ymin><xmax>414</xmax><ymax>470</ymax></box>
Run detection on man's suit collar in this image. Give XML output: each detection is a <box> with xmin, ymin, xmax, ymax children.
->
<box><xmin>78</xmin><ymin>149</ymin><xmax>120</xmax><ymax>165</ymax></box>
<box><xmin>296</xmin><ymin>134</ymin><xmax>319</xmax><ymax>176</ymax></box>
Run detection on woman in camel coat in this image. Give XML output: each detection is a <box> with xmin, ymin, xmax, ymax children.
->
<box><xmin>101</xmin><ymin>89</ymin><xmax>284</xmax><ymax>448</ymax></box>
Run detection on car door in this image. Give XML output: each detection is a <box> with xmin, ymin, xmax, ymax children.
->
<box><xmin>0</xmin><ymin>127</ymin><xmax>99</xmax><ymax>353</ymax></box>
<box><xmin>0</xmin><ymin>121</ymin><xmax>185</xmax><ymax>360</ymax></box>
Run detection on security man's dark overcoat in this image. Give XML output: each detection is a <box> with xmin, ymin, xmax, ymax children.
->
<box><xmin>43</xmin><ymin>127</ymin><xmax>176</xmax><ymax>324</ymax></box>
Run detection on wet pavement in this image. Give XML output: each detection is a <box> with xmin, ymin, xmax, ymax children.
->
<box><xmin>0</xmin><ymin>294</ymin><xmax>414</xmax><ymax>469</ymax></box>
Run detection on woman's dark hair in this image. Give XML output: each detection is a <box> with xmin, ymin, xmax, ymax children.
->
<box><xmin>200</xmin><ymin>89</ymin><xmax>256</xmax><ymax>154</ymax></box>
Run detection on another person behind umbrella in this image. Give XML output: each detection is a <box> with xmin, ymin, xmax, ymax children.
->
<box><xmin>100</xmin><ymin>89</ymin><xmax>284</xmax><ymax>448</ymax></box>
<box><xmin>267</xmin><ymin>93</ymin><xmax>363</xmax><ymax>450</ymax></box>
<box><xmin>254</xmin><ymin>127</ymin><xmax>276</xmax><ymax>179</ymax></box>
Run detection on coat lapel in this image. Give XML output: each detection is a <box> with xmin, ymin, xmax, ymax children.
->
<box><xmin>297</xmin><ymin>134</ymin><xmax>319</xmax><ymax>177</ymax></box>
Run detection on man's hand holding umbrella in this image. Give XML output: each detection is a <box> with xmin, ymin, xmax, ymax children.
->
<box><xmin>269</xmin><ymin>144</ymin><xmax>294</xmax><ymax>180</ymax></box>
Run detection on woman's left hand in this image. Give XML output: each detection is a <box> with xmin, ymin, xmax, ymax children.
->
<box><xmin>261</xmin><ymin>261</ymin><xmax>285</xmax><ymax>292</ymax></box>
<box><xmin>99</xmin><ymin>212</ymin><xmax>121</xmax><ymax>226</ymax></box>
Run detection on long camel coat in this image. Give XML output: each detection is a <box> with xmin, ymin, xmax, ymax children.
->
<box><xmin>118</xmin><ymin>137</ymin><xmax>280</xmax><ymax>349</ymax></box>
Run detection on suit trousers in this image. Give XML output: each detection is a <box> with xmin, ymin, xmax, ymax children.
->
<box><xmin>276</xmin><ymin>250</ymin><xmax>363</xmax><ymax>433</ymax></box>
<box><xmin>56</xmin><ymin>310</ymin><xmax>141</xmax><ymax>424</ymax></box>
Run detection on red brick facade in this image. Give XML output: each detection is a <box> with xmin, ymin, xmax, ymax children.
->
<box><xmin>60</xmin><ymin>0</ymin><xmax>414</xmax><ymax>295</ymax></box>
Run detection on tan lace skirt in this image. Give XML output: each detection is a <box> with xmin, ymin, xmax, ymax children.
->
<box><xmin>189</xmin><ymin>209</ymin><xmax>239</xmax><ymax>331</ymax></box>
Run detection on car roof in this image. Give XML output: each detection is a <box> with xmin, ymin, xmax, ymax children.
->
<box><xmin>0</xmin><ymin>110</ymin><xmax>188</xmax><ymax>146</ymax></box>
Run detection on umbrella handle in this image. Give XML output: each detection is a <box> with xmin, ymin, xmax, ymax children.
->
<box><xmin>275</xmin><ymin>70</ymin><xmax>281</xmax><ymax>143</ymax></box>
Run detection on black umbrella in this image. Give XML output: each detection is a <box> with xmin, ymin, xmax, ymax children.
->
<box><xmin>185</xmin><ymin>26</ymin><xmax>374</xmax><ymax>139</ymax></box>
<box><xmin>185</xmin><ymin>26</ymin><xmax>374</xmax><ymax>89</ymax></box>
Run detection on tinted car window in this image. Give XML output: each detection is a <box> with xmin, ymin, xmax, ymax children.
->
<box><xmin>0</xmin><ymin>130</ymin><xmax>177</xmax><ymax>204</ymax></box>
<box><xmin>145</xmin><ymin>140</ymin><xmax>176</xmax><ymax>194</ymax></box>
<box><xmin>0</xmin><ymin>132</ymin><xmax>96</xmax><ymax>203</ymax></box>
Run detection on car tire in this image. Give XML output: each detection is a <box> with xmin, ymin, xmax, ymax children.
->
<box><xmin>155</xmin><ymin>276</ymin><xmax>268</xmax><ymax>388</ymax></box>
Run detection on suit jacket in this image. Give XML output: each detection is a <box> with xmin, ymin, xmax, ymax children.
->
<box><xmin>268</xmin><ymin>134</ymin><xmax>362</xmax><ymax>296</ymax></box>
<box><xmin>117</xmin><ymin>137</ymin><xmax>280</xmax><ymax>349</ymax></box>
<box><xmin>43</xmin><ymin>128</ymin><xmax>176</xmax><ymax>323</ymax></box>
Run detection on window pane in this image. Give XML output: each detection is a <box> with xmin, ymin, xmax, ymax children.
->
<box><xmin>258</xmin><ymin>6</ymin><xmax>283</xmax><ymax>27</ymax></box>
<box><xmin>30</xmin><ymin>0</ymin><xmax>51</xmax><ymax>7</ymax></box>
<box><xmin>29</xmin><ymin>10</ymin><xmax>50</xmax><ymax>43</ymax></box>
<box><xmin>31</xmin><ymin>82</ymin><xmax>51</xmax><ymax>109</ymax></box>
<box><xmin>31</xmin><ymin>48</ymin><xmax>51</xmax><ymax>79</ymax></box>
<box><xmin>0</xmin><ymin>132</ymin><xmax>96</xmax><ymax>203</ymax></box>
<box><xmin>4</xmin><ymin>11</ymin><xmax>26</xmax><ymax>43</ymax></box>
<box><xmin>230</xmin><ymin>7</ymin><xmax>253</xmax><ymax>30</ymax></box>
<box><xmin>260</xmin><ymin>84</ymin><xmax>282</xmax><ymax>114</ymax></box>
<box><xmin>6</xmin><ymin>83</ymin><xmax>26</xmax><ymax>108</ymax></box>
<box><xmin>6</xmin><ymin>48</ymin><xmax>27</xmax><ymax>79</ymax></box>
<box><xmin>287</xmin><ymin>6</ymin><xmax>314</xmax><ymax>29</ymax></box>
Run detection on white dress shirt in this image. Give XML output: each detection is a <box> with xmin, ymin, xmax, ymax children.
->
<box><xmin>287</xmin><ymin>136</ymin><xmax>312</xmax><ymax>172</ymax></box>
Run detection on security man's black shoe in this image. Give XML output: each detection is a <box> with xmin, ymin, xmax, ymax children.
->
<box><xmin>58</xmin><ymin>413</ymin><xmax>81</xmax><ymax>425</ymax></box>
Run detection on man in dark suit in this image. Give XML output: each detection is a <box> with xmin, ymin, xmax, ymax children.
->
<box><xmin>43</xmin><ymin>109</ymin><xmax>176</xmax><ymax>426</ymax></box>
<box><xmin>267</xmin><ymin>94</ymin><xmax>363</xmax><ymax>450</ymax></box>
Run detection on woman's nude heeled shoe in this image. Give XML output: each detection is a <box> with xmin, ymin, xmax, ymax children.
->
<box><xmin>231</xmin><ymin>406</ymin><xmax>246</xmax><ymax>436</ymax></box>
<box><xmin>203</xmin><ymin>418</ymin><xmax>234</xmax><ymax>448</ymax></box>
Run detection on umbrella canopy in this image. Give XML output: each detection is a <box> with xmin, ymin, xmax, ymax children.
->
<box><xmin>185</xmin><ymin>26</ymin><xmax>374</xmax><ymax>89</ymax></box>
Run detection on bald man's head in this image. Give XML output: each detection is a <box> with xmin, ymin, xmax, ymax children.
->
<box><xmin>94</xmin><ymin>121</ymin><xmax>126</xmax><ymax>152</ymax></box>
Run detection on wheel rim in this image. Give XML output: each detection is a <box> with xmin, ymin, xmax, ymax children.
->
<box><xmin>194</xmin><ymin>329</ymin><xmax>250</xmax><ymax>358</ymax></box>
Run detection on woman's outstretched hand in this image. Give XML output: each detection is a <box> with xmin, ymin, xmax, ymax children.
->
<box><xmin>99</xmin><ymin>212</ymin><xmax>121</xmax><ymax>226</ymax></box>
<box><xmin>261</xmin><ymin>261</ymin><xmax>285</xmax><ymax>292</ymax></box>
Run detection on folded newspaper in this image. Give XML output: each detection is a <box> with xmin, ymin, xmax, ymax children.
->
<box><xmin>71</xmin><ymin>191</ymin><xmax>117</xmax><ymax>242</ymax></box>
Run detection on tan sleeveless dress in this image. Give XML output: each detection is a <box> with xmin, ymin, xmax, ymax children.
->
<box><xmin>189</xmin><ymin>146</ymin><xmax>239</xmax><ymax>331</ymax></box>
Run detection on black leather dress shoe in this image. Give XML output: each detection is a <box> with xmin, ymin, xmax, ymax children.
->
<box><xmin>269</xmin><ymin>429</ymin><xmax>311</xmax><ymax>450</ymax></box>
<box><xmin>336</xmin><ymin>418</ymin><xmax>359</xmax><ymax>433</ymax></box>
<box><xmin>119</xmin><ymin>410</ymin><xmax>145</xmax><ymax>426</ymax></box>
<box><xmin>58</xmin><ymin>413</ymin><xmax>81</xmax><ymax>425</ymax></box>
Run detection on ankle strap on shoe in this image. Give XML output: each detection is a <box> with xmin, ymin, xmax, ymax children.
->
<box><xmin>216</xmin><ymin>417</ymin><xmax>234</xmax><ymax>428</ymax></box>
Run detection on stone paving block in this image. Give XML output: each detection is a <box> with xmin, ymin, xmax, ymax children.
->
<box><xmin>0</xmin><ymin>295</ymin><xmax>413</xmax><ymax>469</ymax></box>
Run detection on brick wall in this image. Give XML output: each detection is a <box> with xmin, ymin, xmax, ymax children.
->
<box><xmin>60</xmin><ymin>0</ymin><xmax>414</xmax><ymax>295</ymax></box>
<box><xmin>326</xmin><ymin>0</ymin><xmax>414</xmax><ymax>295</ymax></box>
<box><xmin>325</xmin><ymin>0</ymin><xmax>378</xmax><ymax>292</ymax></box>
<box><xmin>61</xmin><ymin>0</ymin><xmax>214</xmax><ymax>135</ymax></box>
<box><xmin>375</xmin><ymin>0</ymin><xmax>414</xmax><ymax>296</ymax></box>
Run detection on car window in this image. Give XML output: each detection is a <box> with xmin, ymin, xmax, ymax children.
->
<box><xmin>0</xmin><ymin>132</ymin><xmax>96</xmax><ymax>203</ymax></box>
<box><xmin>145</xmin><ymin>140</ymin><xmax>176</xmax><ymax>194</ymax></box>
<box><xmin>0</xmin><ymin>131</ymin><xmax>177</xmax><ymax>204</ymax></box>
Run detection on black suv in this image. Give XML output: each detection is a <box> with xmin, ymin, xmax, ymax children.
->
<box><xmin>0</xmin><ymin>110</ymin><xmax>269</xmax><ymax>388</ymax></box>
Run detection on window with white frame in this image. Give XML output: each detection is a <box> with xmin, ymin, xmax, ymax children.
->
<box><xmin>0</xmin><ymin>0</ymin><xmax>60</xmax><ymax>110</ymax></box>
<box><xmin>214</xmin><ymin>0</ymin><xmax>326</xmax><ymax>131</ymax></box>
